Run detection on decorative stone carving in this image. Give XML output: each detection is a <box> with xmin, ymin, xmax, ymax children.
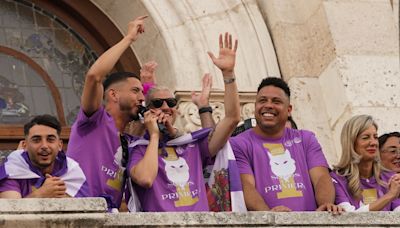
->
<box><xmin>174</xmin><ymin>91</ymin><xmax>256</xmax><ymax>133</ymax></box>
<box><xmin>241</xmin><ymin>103</ymin><xmax>255</xmax><ymax>120</ymax></box>
<box><xmin>177</xmin><ymin>101</ymin><xmax>201</xmax><ymax>133</ymax></box>
<box><xmin>210</xmin><ymin>102</ymin><xmax>225</xmax><ymax>124</ymax></box>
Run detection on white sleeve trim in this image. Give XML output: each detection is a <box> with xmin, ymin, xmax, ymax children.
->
<box><xmin>338</xmin><ymin>202</ymin><xmax>356</xmax><ymax>212</ymax></box>
<box><xmin>338</xmin><ymin>202</ymin><xmax>370</xmax><ymax>212</ymax></box>
<box><xmin>393</xmin><ymin>205</ymin><xmax>400</xmax><ymax>212</ymax></box>
<box><xmin>356</xmin><ymin>204</ymin><xmax>370</xmax><ymax>212</ymax></box>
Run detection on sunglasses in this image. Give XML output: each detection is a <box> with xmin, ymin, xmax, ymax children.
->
<box><xmin>149</xmin><ymin>98</ymin><xmax>177</xmax><ymax>108</ymax></box>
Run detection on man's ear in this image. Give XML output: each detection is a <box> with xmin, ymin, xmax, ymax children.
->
<box><xmin>58</xmin><ymin>139</ymin><xmax>63</xmax><ymax>151</ymax></box>
<box><xmin>288</xmin><ymin>104</ymin><xmax>293</xmax><ymax>115</ymax></box>
<box><xmin>17</xmin><ymin>140</ymin><xmax>26</xmax><ymax>150</ymax></box>
<box><xmin>106</xmin><ymin>88</ymin><xmax>118</xmax><ymax>102</ymax></box>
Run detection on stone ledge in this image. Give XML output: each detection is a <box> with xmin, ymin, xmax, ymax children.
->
<box><xmin>105</xmin><ymin>212</ymin><xmax>274</xmax><ymax>226</ymax></box>
<box><xmin>0</xmin><ymin>214</ymin><xmax>107</xmax><ymax>228</ymax></box>
<box><xmin>0</xmin><ymin>198</ymin><xmax>107</xmax><ymax>214</ymax></box>
<box><xmin>0</xmin><ymin>210</ymin><xmax>400</xmax><ymax>227</ymax></box>
<box><xmin>104</xmin><ymin>212</ymin><xmax>400</xmax><ymax>227</ymax></box>
<box><xmin>273</xmin><ymin>211</ymin><xmax>400</xmax><ymax>225</ymax></box>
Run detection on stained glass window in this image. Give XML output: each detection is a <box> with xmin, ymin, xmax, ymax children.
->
<box><xmin>0</xmin><ymin>0</ymin><xmax>97</xmax><ymax>126</ymax></box>
<box><xmin>0</xmin><ymin>0</ymin><xmax>99</xmax><ymax>156</ymax></box>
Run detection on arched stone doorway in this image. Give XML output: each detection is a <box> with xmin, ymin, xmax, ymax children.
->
<box><xmin>91</xmin><ymin>0</ymin><xmax>281</xmax><ymax>132</ymax></box>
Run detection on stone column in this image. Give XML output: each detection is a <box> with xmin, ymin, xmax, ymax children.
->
<box><xmin>258</xmin><ymin>0</ymin><xmax>399</xmax><ymax>164</ymax></box>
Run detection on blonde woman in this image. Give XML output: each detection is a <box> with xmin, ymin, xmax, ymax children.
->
<box><xmin>331</xmin><ymin>115</ymin><xmax>400</xmax><ymax>211</ymax></box>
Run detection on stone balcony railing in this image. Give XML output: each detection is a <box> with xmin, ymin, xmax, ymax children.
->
<box><xmin>0</xmin><ymin>198</ymin><xmax>400</xmax><ymax>227</ymax></box>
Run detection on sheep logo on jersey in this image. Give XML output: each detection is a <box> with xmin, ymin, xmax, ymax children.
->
<box><xmin>162</xmin><ymin>147</ymin><xmax>199</xmax><ymax>207</ymax></box>
<box><xmin>264</xmin><ymin>143</ymin><xmax>303</xmax><ymax>199</ymax></box>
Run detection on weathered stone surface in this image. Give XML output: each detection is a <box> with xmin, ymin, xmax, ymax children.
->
<box><xmin>274</xmin><ymin>212</ymin><xmax>400</xmax><ymax>226</ymax></box>
<box><xmin>0</xmin><ymin>198</ymin><xmax>107</xmax><ymax>214</ymax></box>
<box><xmin>288</xmin><ymin>77</ymin><xmax>339</xmax><ymax>165</ymax></box>
<box><xmin>258</xmin><ymin>0</ymin><xmax>322</xmax><ymax>26</ymax></box>
<box><xmin>1</xmin><ymin>211</ymin><xmax>400</xmax><ymax>227</ymax></box>
<box><xmin>92</xmin><ymin>0</ymin><xmax>280</xmax><ymax>92</ymax></box>
<box><xmin>350</xmin><ymin>106</ymin><xmax>400</xmax><ymax>135</ymax></box>
<box><xmin>336</xmin><ymin>55</ymin><xmax>400</xmax><ymax>108</ymax></box>
<box><xmin>259</xmin><ymin>0</ymin><xmax>336</xmax><ymax>80</ymax></box>
<box><xmin>105</xmin><ymin>212</ymin><xmax>274</xmax><ymax>227</ymax></box>
<box><xmin>323</xmin><ymin>0</ymin><xmax>399</xmax><ymax>55</ymax></box>
<box><xmin>0</xmin><ymin>214</ymin><xmax>107</xmax><ymax>228</ymax></box>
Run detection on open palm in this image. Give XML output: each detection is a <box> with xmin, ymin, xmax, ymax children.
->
<box><xmin>208</xmin><ymin>32</ymin><xmax>238</xmax><ymax>74</ymax></box>
<box><xmin>191</xmin><ymin>73</ymin><xmax>212</xmax><ymax>107</ymax></box>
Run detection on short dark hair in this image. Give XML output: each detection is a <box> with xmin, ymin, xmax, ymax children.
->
<box><xmin>103</xmin><ymin>72</ymin><xmax>140</xmax><ymax>91</ymax></box>
<box><xmin>24</xmin><ymin>114</ymin><xmax>61</xmax><ymax>136</ymax></box>
<box><xmin>378</xmin><ymin>132</ymin><xmax>400</xmax><ymax>150</ymax></box>
<box><xmin>257</xmin><ymin>77</ymin><xmax>290</xmax><ymax>98</ymax></box>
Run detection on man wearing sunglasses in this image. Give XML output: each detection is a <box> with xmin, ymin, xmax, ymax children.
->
<box><xmin>67</xmin><ymin>16</ymin><xmax>148</xmax><ymax>212</ymax></box>
<box><xmin>127</xmin><ymin>32</ymin><xmax>241</xmax><ymax>212</ymax></box>
<box><xmin>379</xmin><ymin>132</ymin><xmax>400</xmax><ymax>173</ymax></box>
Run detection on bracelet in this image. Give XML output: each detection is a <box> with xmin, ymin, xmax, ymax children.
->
<box><xmin>223</xmin><ymin>77</ymin><xmax>235</xmax><ymax>84</ymax></box>
<box><xmin>198</xmin><ymin>106</ymin><xmax>213</xmax><ymax>114</ymax></box>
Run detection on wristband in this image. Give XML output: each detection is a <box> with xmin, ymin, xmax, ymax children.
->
<box><xmin>223</xmin><ymin>77</ymin><xmax>235</xmax><ymax>84</ymax></box>
<box><xmin>198</xmin><ymin>106</ymin><xmax>213</xmax><ymax>114</ymax></box>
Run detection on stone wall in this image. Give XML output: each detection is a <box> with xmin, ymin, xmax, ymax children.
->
<box><xmin>88</xmin><ymin>0</ymin><xmax>400</xmax><ymax>167</ymax></box>
<box><xmin>255</xmin><ymin>0</ymin><xmax>400</xmax><ymax>165</ymax></box>
<box><xmin>91</xmin><ymin>0</ymin><xmax>280</xmax><ymax>92</ymax></box>
<box><xmin>1</xmin><ymin>198</ymin><xmax>400</xmax><ymax>227</ymax></box>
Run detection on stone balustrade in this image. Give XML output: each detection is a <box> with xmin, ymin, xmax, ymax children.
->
<box><xmin>0</xmin><ymin>198</ymin><xmax>399</xmax><ymax>227</ymax></box>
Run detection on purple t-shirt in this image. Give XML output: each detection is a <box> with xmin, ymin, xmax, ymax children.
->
<box><xmin>230</xmin><ymin>128</ymin><xmax>329</xmax><ymax>211</ymax></box>
<box><xmin>0</xmin><ymin>151</ymin><xmax>86</xmax><ymax>197</ymax></box>
<box><xmin>68</xmin><ymin>106</ymin><xmax>137</xmax><ymax>208</ymax></box>
<box><xmin>331</xmin><ymin>171</ymin><xmax>400</xmax><ymax>211</ymax></box>
<box><xmin>128</xmin><ymin>131</ymin><xmax>210</xmax><ymax>212</ymax></box>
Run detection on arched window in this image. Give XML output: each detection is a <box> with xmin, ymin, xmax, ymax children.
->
<box><xmin>0</xmin><ymin>0</ymin><xmax>139</xmax><ymax>154</ymax></box>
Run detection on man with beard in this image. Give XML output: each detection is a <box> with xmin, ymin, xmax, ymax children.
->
<box><xmin>230</xmin><ymin>77</ymin><xmax>341</xmax><ymax>213</ymax></box>
<box><xmin>0</xmin><ymin>115</ymin><xmax>88</xmax><ymax>198</ymax></box>
<box><xmin>67</xmin><ymin>16</ymin><xmax>148</xmax><ymax>211</ymax></box>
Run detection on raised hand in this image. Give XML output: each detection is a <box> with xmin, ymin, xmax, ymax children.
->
<box><xmin>388</xmin><ymin>174</ymin><xmax>400</xmax><ymax>198</ymax></box>
<box><xmin>140</xmin><ymin>61</ymin><xmax>158</xmax><ymax>84</ymax></box>
<box><xmin>126</xmin><ymin>15</ymin><xmax>148</xmax><ymax>42</ymax></box>
<box><xmin>207</xmin><ymin>32</ymin><xmax>238</xmax><ymax>76</ymax></box>
<box><xmin>191</xmin><ymin>73</ymin><xmax>212</xmax><ymax>108</ymax></box>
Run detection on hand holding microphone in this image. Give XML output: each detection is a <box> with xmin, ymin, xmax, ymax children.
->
<box><xmin>138</xmin><ymin>105</ymin><xmax>168</xmax><ymax>135</ymax></box>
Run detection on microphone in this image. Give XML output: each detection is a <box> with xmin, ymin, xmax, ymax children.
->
<box><xmin>137</xmin><ymin>106</ymin><xmax>168</xmax><ymax>135</ymax></box>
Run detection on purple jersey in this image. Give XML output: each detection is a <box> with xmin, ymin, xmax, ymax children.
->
<box><xmin>0</xmin><ymin>151</ymin><xmax>88</xmax><ymax>197</ymax></box>
<box><xmin>230</xmin><ymin>128</ymin><xmax>329</xmax><ymax>211</ymax></box>
<box><xmin>331</xmin><ymin>171</ymin><xmax>400</xmax><ymax>211</ymax></box>
<box><xmin>67</xmin><ymin>107</ymin><xmax>137</xmax><ymax>208</ymax></box>
<box><xmin>128</xmin><ymin>129</ymin><xmax>211</xmax><ymax>212</ymax></box>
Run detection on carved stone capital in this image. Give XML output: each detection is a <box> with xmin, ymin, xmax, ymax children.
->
<box><xmin>174</xmin><ymin>91</ymin><xmax>256</xmax><ymax>133</ymax></box>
